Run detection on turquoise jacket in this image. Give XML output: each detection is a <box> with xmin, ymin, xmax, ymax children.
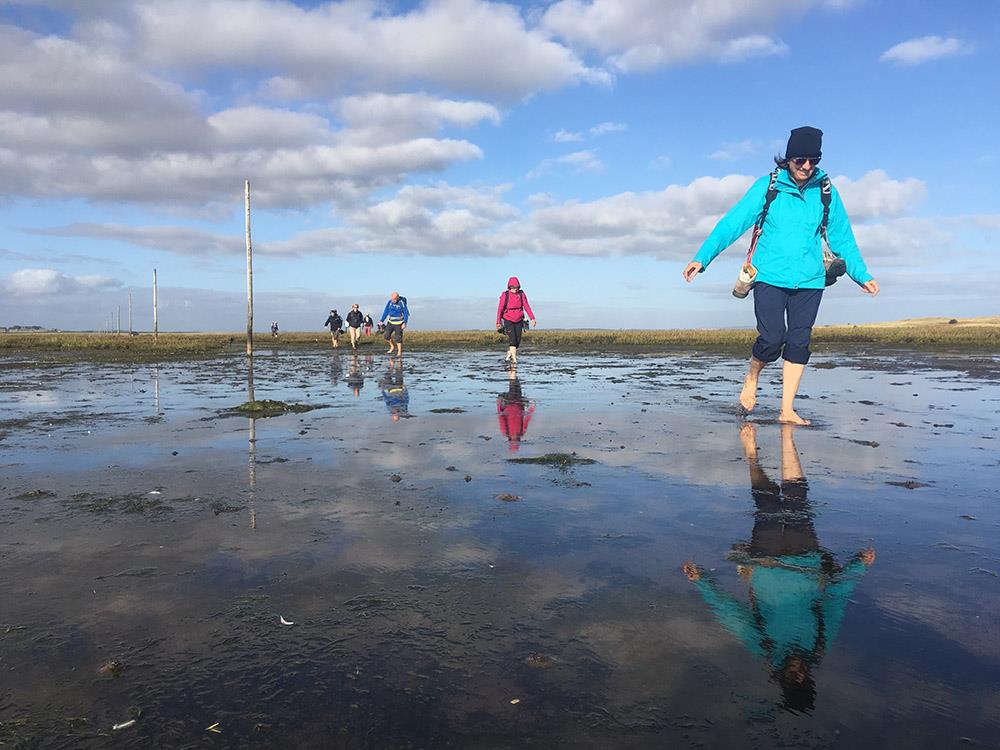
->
<box><xmin>693</xmin><ymin>169</ymin><xmax>873</xmax><ymax>289</ymax></box>
<box><xmin>693</xmin><ymin>552</ymin><xmax>868</xmax><ymax>669</ymax></box>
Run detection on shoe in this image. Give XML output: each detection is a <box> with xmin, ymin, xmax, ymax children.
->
<box><xmin>732</xmin><ymin>263</ymin><xmax>756</xmax><ymax>299</ymax></box>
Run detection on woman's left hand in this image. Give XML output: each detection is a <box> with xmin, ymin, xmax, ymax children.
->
<box><xmin>862</xmin><ymin>279</ymin><xmax>880</xmax><ymax>296</ymax></box>
<box><xmin>531</xmin><ymin>319</ymin><xmax>537</xmax><ymax>327</ymax></box>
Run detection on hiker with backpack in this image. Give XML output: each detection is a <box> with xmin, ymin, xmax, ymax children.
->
<box><xmin>379</xmin><ymin>291</ymin><xmax>409</xmax><ymax>357</ymax></box>
<box><xmin>496</xmin><ymin>276</ymin><xmax>536</xmax><ymax>365</ymax></box>
<box><xmin>363</xmin><ymin>313</ymin><xmax>374</xmax><ymax>336</ymax></box>
<box><xmin>682</xmin><ymin>127</ymin><xmax>879</xmax><ymax>425</ymax></box>
<box><xmin>346</xmin><ymin>304</ymin><xmax>364</xmax><ymax>350</ymax></box>
<box><xmin>323</xmin><ymin>309</ymin><xmax>344</xmax><ymax>348</ymax></box>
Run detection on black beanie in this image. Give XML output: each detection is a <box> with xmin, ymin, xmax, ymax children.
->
<box><xmin>785</xmin><ymin>126</ymin><xmax>823</xmax><ymax>159</ymax></box>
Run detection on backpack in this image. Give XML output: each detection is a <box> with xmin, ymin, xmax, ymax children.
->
<box><xmin>497</xmin><ymin>289</ymin><xmax>526</xmax><ymax>333</ymax></box>
<box><xmin>734</xmin><ymin>171</ymin><xmax>844</xmax><ymax>298</ymax></box>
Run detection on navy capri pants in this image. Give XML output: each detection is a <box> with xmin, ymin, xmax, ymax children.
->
<box><xmin>751</xmin><ymin>283</ymin><xmax>823</xmax><ymax>365</ymax></box>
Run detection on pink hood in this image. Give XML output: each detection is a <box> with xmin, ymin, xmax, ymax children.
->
<box><xmin>507</xmin><ymin>276</ymin><xmax>520</xmax><ymax>288</ymax></box>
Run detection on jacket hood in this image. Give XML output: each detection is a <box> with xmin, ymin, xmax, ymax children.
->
<box><xmin>507</xmin><ymin>276</ymin><xmax>520</xmax><ymax>288</ymax></box>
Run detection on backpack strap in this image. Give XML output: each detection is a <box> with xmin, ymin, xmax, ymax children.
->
<box><xmin>819</xmin><ymin>176</ymin><xmax>832</xmax><ymax>240</ymax></box>
<box><xmin>745</xmin><ymin>170</ymin><xmax>779</xmax><ymax>266</ymax></box>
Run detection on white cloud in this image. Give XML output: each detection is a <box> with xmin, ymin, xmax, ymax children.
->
<box><xmin>31</xmin><ymin>224</ymin><xmax>246</xmax><ymax>257</ymax></box>
<box><xmin>649</xmin><ymin>155</ymin><xmax>673</xmax><ymax>169</ymax></box>
<box><xmin>543</xmin><ymin>0</ymin><xmax>805</xmax><ymax>72</ymax></box>
<box><xmin>553</xmin><ymin>129</ymin><xmax>584</xmax><ymax>142</ymax></box>
<box><xmin>832</xmin><ymin>170</ymin><xmax>926</xmax><ymax>222</ymax></box>
<box><xmin>709</xmin><ymin>139</ymin><xmax>756</xmax><ymax>161</ymax></box>
<box><xmin>335</xmin><ymin>92</ymin><xmax>500</xmax><ymax>146</ymax></box>
<box><xmin>2</xmin><ymin>268</ymin><xmax>121</xmax><ymax>296</ymax></box>
<box><xmin>880</xmin><ymin>36</ymin><xmax>973</xmax><ymax>66</ymax></box>
<box><xmin>527</xmin><ymin>150</ymin><xmax>604</xmax><ymax>179</ymax></box>
<box><xmin>590</xmin><ymin>121</ymin><xmax>627</xmax><ymax>135</ymax></box>
<box><xmin>133</xmin><ymin>0</ymin><xmax>605</xmax><ymax>100</ymax></box>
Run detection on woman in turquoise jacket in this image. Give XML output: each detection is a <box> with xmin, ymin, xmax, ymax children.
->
<box><xmin>683</xmin><ymin>127</ymin><xmax>880</xmax><ymax>425</ymax></box>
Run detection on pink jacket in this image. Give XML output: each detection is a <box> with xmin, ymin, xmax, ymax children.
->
<box><xmin>496</xmin><ymin>277</ymin><xmax>534</xmax><ymax>325</ymax></box>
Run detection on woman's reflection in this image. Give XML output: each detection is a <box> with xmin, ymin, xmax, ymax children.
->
<box><xmin>683</xmin><ymin>423</ymin><xmax>875</xmax><ymax>713</ymax></box>
<box><xmin>380</xmin><ymin>358</ymin><xmax>409</xmax><ymax>421</ymax></box>
<box><xmin>497</xmin><ymin>369</ymin><xmax>535</xmax><ymax>452</ymax></box>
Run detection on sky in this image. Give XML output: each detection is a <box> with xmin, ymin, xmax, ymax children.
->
<box><xmin>0</xmin><ymin>0</ymin><xmax>997</xmax><ymax>332</ymax></box>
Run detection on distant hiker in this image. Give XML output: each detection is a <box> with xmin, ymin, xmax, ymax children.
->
<box><xmin>683</xmin><ymin>127</ymin><xmax>879</xmax><ymax>425</ymax></box>
<box><xmin>380</xmin><ymin>358</ymin><xmax>409</xmax><ymax>421</ymax></box>
<box><xmin>684</xmin><ymin>423</ymin><xmax>874</xmax><ymax>713</ymax></box>
<box><xmin>323</xmin><ymin>309</ymin><xmax>343</xmax><ymax>348</ymax></box>
<box><xmin>497</xmin><ymin>370</ymin><xmax>535</xmax><ymax>452</ymax></box>
<box><xmin>363</xmin><ymin>313</ymin><xmax>374</xmax><ymax>336</ymax></box>
<box><xmin>270</xmin><ymin>321</ymin><xmax>279</xmax><ymax>338</ymax></box>
<box><xmin>496</xmin><ymin>276</ymin><xmax>536</xmax><ymax>365</ymax></box>
<box><xmin>346</xmin><ymin>304</ymin><xmax>364</xmax><ymax>350</ymax></box>
<box><xmin>379</xmin><ymin>292</ymin><xmax>409</xmax><ymax>357</ymax></box>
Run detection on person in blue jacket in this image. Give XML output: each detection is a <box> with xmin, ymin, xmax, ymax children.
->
<box><xmin>379</xmin><ymin>291</ymin><xmax>409</xmax><ymax>357</ymax></box>
<box><xmin>683</xmin><ymin>127</ymin><xmax>880</xmax><ymax>425</ymax></box>
<box><xmin>683</xmin><ymin>423</ymin><xmax>875</xmax><ymax>713</ymax></box>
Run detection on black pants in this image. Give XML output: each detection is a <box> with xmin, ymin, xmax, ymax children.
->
<box><xmin>752</xmin><ymin>283</ymin><xmax>823</xmax><ymax>365</ymax></box>
<box><xmin>503</xmin><ymin>320</ymin><xmax>525</xmax><ymax>348</ymax></box>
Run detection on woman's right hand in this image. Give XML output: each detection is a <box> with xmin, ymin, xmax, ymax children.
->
<box><xmin>682</xmin><ymin>261</ymin><xmax>703</xmax><ymax>282</ymax></box>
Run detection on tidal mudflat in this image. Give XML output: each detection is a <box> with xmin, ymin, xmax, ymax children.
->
<box><xmin>1</xmin><ymin>349</ymin><xmax>998</xmax><ymax>749</ymax></box>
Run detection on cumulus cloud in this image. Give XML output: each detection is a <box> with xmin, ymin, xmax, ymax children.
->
<box><xmin>31</xmin><ymin>224</ymin><xmax>246</xmax><ymax>257</ymax></box>
<box><xmin>335</xmin><ymin>92</ymin><xmax>500</xmax><ymax>146</ymax></box>
<box><xmin>590</xmin><ymin>121</ymin><xmax>627</xmax><ymax>135</ymax></box>
<box><xmin>543</xmin><ymin>0</ymin><xmax>805</xmax><ymax>71</ymax></box>
<box><xmin>133</xmin><ymin>0</ymin><xmax>605</xmax><ymax>100</ymax></box>
<box><xmin>553</xmin><ymin>129</ymin><xmax>584</xmax><ymax>142</ymax></box>
<box><xmin>831</xmin><ymin>170</ymin><xmax>926</xmax><ymax>222</ymax></box>
<box><xmin>880</xmin><ymin>36</ymin><xmax>973</xmax><ymax>66</ymax></box>
<box><xmin>1</xmin><ymin>268</ymin><xmax>121</xmax><ymax>296</ymax></box>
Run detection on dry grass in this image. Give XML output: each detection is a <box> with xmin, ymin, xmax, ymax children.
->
<box><xmin>2</xmin><ymin>317</ymin><xmax>998</xmax><ymax>359</ymax></box>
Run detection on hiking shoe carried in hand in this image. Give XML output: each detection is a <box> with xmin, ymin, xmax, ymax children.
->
<box><xmin>732</xmin><ymin>263</ymin><xmax>756</xmax><ymax>299</ymax></box>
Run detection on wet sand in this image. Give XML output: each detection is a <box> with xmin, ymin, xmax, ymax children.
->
<box><xmin>1</xmin><ymin>349</ymin><xmax>998</xmax><ymax>748</ymax></box>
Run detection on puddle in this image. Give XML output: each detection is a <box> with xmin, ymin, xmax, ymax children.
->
<box><xmin>1</xmin><ymin>349</ymin><xmax>998</xmax><ymax>748</ymax></box>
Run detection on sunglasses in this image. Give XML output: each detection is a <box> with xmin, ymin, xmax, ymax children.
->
<box><xmin>790</xmin><ymin>156</ymin><xmax>821</xmax><ymax>167</ymax></box>
<box><xmin>508</xmin><ymin>286</ymin><xmax>519</xmax><ymax>290</ymax></box>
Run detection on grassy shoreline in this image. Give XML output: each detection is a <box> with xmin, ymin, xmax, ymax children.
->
<box><xmin>2</xmin><ymin>318</ymin><xmax>998</xmax><ymax>359</ymax></box>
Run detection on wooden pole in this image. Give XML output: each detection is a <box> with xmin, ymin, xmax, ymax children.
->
<box><xmin>245</xmin><ymin>179</ymin><xmax>255</xmax><ymax>402</ymax></box>
<box><xmin>152</xmin><ymin>269</ymin><xmax>158</xmax><ymax>339</ymax></box>
<box><xmin>117</xmin><ymin>305</ymin><xmax>121</xmax><ymax>335</ymax></box>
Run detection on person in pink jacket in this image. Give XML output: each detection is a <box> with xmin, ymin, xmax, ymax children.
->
<box><xmin>495</xmin><ymin>276</ymin><xmax>536</xmax><ymax>364</ymax></box>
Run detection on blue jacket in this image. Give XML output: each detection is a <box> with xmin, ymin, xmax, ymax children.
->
<box><xmin>693</xmin><ymin>168</ymin><xmax>873</xmax><ymax>289</ymax></box>
<box><xmin>381</xmin><ymin>298</ymin><xmax>409</xmax><ymax>325</ymax></box>
<box><xmin>694</xmin><ymin>552</ymin><xmax>868</xmax><ymax>669</ymax></box>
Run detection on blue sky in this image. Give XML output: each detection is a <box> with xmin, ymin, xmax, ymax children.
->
<box><xmin>0</xmin><ymin>0</ymin><xmax>997</xmax><ymax>331</ymax></box>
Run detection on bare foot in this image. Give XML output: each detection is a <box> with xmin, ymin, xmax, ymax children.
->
<box><xmin>739</xmin><ymin>374</ymin><xmax>758</xmax><ymax>412</ymax></box>
<box><xmin>779</xmin><ymin>410</ymin><xmax>811</xmax><ymax>426</ymax></box>
<box><xmin>738</xmin><ymin>422</ymin><xmax>758</xmax><ymax>456</ymax></box>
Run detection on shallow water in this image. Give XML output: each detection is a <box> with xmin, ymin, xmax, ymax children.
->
<box><xmin>1</xmin><ymin>348</ymin><xmax>998</xmax><ymax>749</ymax></box>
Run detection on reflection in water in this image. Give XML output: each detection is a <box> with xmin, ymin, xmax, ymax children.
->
<box><xmin>347</xmin><ymin>354</ymin><xmax>365</xmax><ymax>397</ymax></box>
<box><xmin>329</xmin><ymin>352</ymin><xmax>343</xmax><ymax>386</ymax></box>
<box><xmin>497</xmin><ymin>369</ymin><xmax>535</xmax><ymax>452</ymax></box>
<box><xmin>153</xmin><ymin>364</ymin><xmax>160</xmax><ymax>415</ymax></box>
<box><xmin>684</xmin><ymin>423</ymin><xmax>875</xmax><ymax>713</ymax></box>
<box><xmin>248</xmin><ymin>416</ymin><xmax>257</xmax><ymax>530</ymax></box>
<box><xmin>380</xmin><ymin>358</ymin><xmax>409</xmax><ymax>421</ymax></box>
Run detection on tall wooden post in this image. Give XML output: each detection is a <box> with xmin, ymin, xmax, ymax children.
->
<box><xmin>152</xmin><ymin>269</ymin><xmax>159</xmax><ymax>339</ymax></box>
<box><xmin>245</xmin><ymin>179</ymin><xmax>255</xmax><ymax>402</ymax></box>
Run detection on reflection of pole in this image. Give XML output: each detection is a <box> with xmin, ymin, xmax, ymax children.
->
<box><xmin>248</xmin><ymin>417</ymin><xmax>257</xmax><ymax>530</ymax></box>
<box><xmin>128</xmin><ymin>291</ymin><xmax>133</xmax><ymax>335</ymax></box>
<box><xmin>153</xmin><ymin>365</ymin><xmax>160</xmax><ymax>415</ymax></box>
<box><xmin>245</xmin><ymin>179</ymin><xmax>255</xmax><ymax>402</ymax></box>
<box><xmin>152</xmin><ymin>269</ymin><xmax>158</xmax><ymax>339</ymax></box>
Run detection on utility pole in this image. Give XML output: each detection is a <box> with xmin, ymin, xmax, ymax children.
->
<box><xmin>117</xmin><ymin>305</ymin><xmax>121</xmax><ymax>335</ymax></box>
<box><xmin>152</xmin><ymin>269</ymin><xmax>158</xmax><ymax>339</ymax></box>
<box><xmin>245</xmin><ymin>179</ymin><xmax>255</xmax><ymax>402</ymax></box>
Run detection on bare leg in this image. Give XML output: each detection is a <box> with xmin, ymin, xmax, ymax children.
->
<box><xmin>740</xmin><ymin>357</ymin><xmax>766</xmax><ymax>412</ymax></box>
<box><xmin>506</xmin><ymin>345</ymin><xmax>516</xmax><ymax>362</ymax></box>
<box><xmin>511</xmin><ymin>347</ymin><xmax>517</xmax><ymax>365</ymax></box>
<box><xmin>779</xmin><ymin>361</ymin><xmax>810</xmax><ymax>425</ymax></box>
<box><xmin>396</xmin><ymin>342</ymin><xmax>403</xmax><ymax>357</ymax></box>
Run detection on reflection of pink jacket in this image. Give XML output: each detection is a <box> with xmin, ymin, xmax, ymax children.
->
<box><xmin>497</xmin><ymin>398</ymin><xmax>535</xmax><ymax>452</ymax></box>
<box><xmin>496</xmin><ymin>277</ymin><xmax>534</xmax><ymax>326</ymax></box>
